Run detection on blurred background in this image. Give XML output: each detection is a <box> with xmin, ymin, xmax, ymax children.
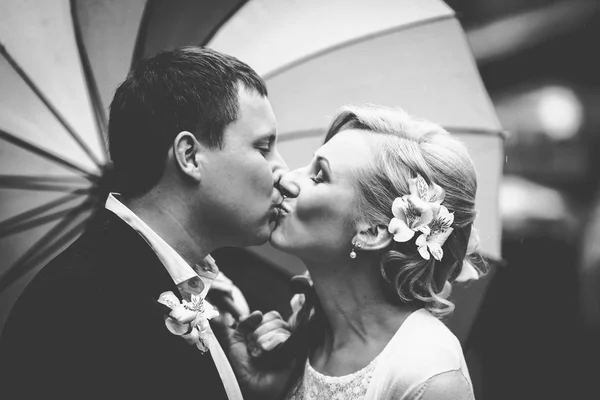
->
<box><xmin>445</xmin><ymin>1</ymin><xmax>600</xmax><ymax>399</ymax></box>
<box><xmin>1</xmin><ymin>1</ymin><xmax>599</xmax><ymax>399</ymax></box>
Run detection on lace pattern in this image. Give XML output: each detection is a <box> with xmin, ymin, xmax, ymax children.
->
<box><xmin>286</xmin><ymin>356</ymin><xmax>379</xmax><ymax>400</ymax></box>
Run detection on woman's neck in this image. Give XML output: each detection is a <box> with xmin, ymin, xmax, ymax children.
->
<box><xmin>303</xmin><ymin>257</ymin><xmax>416</xmax><ymax>375</ymax></box>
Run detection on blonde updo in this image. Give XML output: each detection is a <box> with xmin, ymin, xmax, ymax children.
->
<box><xmin>324</xmin><ymin>104</ymin><xmax>485</xmax><ymax>318</ymax></box>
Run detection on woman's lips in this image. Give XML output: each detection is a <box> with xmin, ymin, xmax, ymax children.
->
<box><xmin>278</xmin><ymin>201</ymin><xmax>292</xmax><ymax>215</ymax></box>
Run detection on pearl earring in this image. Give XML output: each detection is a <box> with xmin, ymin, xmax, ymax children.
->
<box><xmin>350</xmin><ymin>242</ymin><xmax>362</xmax><ymax>259</ymax></box>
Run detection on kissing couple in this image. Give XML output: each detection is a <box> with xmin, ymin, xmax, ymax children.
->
<box><xmin>0</xmin><ymin>47</ymin><xmax>483</xmax><ymax>400</ymax></box>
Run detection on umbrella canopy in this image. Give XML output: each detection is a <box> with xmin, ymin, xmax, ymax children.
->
<box><xmin>0</xmin><ymin>0</ymin><xmax>503</xmax><ymax>344</ymax></box>
<box><xmin>0</xmin><ymin>0</ymin><xmax>145</xmax><ymax>330</ymax></box>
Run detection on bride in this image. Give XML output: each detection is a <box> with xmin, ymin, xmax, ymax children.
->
<box><xmin>257</xmin><ymin>104</ymin><xmax>483</xmax><ymax>400</ymax></box>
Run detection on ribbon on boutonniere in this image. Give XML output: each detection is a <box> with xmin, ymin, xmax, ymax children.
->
<box><xmin>157</xmin><ymin>291</ymin><xmax>219</xmax><ymax>353</ymax></box>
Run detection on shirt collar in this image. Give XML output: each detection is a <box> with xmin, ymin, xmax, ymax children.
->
<box><xmin>105</xmin><ymin>193</ymin><xmax>218</xmax><ymax>298</ymax></box>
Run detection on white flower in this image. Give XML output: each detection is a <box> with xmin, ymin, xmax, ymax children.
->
<box><xmin>158</xmin><ymin>291</ymin><xmax>219</xmax><ymax>352</ymax></box>
<box><xmin>388</xmin><ymin>195</ymin><xmax>435</xmax><ymax>242</ymax></box>
<box><xmin>415</xmin><ymin>226</ymin><xmax>454</xmax><ymax>261</ymax></box>
<box><xmin>388</xmin><ymin>174</ymin><xmax>446</xmax><ymax>242</ymax></box>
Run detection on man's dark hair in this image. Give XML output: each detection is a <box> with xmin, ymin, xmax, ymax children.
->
<box><xmin>108</xmin><ymin>46</ymin><xmax>268</xmax><ymax>197</ymax></box>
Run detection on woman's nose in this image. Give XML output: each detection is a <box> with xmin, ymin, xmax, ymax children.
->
<box><xmin>277</xmin><ymin>170</ymin><xmax>301</xmax><ymax>199</ymax></box>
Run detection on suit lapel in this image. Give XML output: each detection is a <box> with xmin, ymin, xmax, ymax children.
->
<box><xmin>91</xmin><ymin>208</ymin><xmax>183</xmax><ymax>302</ymax></box>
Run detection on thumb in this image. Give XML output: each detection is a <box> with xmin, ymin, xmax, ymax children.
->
<box><xmin>235</xmin><ymin>310</ymin><xmax>263</xmax><ymax>336</ymax></box>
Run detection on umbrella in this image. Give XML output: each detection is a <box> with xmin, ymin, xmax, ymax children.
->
<box><xmin>0</xmin><ymin>0</ymin><xmax>504</xmax><ymax>345</ymax></box>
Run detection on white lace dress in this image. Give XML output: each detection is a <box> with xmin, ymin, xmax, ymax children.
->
<box><xmin>286</xmin><ymin>354</ymin><xmax>380</xmax><ymax>400</ymax></box>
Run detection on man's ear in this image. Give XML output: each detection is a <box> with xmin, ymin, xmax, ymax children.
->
<box><xmin>353</xmin><ymin>225</ymin><xmax>393</xmax><ymax>252</ymax></box>
<box><xmin>172</xmin><ymin>131</ymin><xmax>203</xmax><ymax>182</ymax></box>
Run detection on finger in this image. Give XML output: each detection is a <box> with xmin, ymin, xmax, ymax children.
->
<box><xmin>256</xmin><ymin>330</ymin><xmax>291</xmax><ymax>352</ymax></box>
<box><xmin>251</xmin><ymin>318</ymin><xmax>290</xmax><ymax>339</ymax></box>
<box><xmin>256</xmin><ymin>328</ymin><xmax>291</xmax><ymax>345</ymax></box>
<box><xmin>252</xmin><ymin>328</ymin><xmax>292</xmax><ymax>345</ymax></box>
<box><xmin>230</xmin><ymin>285</ymin><xmax>250</xmax><ymax>317</ymax></box>
<box><xmin>235</xmin><ymin>310</ymin><xmax>263</xmax><ymax>336</ymax></box>
<box><xmin>261</xmin><ymin>310</ymin><xmax>283</xmax><ymax>323</ymax></box>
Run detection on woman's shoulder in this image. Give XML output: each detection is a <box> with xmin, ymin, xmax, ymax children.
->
<box><xmin>388</xmin><ymin>308</ymin><xmax>464</xmax><ymax>355</ymax></box>
<box><xmin>409</xmin><ymin>369</ymin><xmax>474</xmax><ymax>400</ymax></box>
<box><xmin>370</xmin><ymin>309</ymin><xmax>471</xmax><ymax>398</ymax></box>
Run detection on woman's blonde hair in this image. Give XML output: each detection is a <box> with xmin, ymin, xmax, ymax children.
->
<box><xmin>325</xmin><ymin>104</ymin><xmax>484</xmax><ymax>317</ymax></box>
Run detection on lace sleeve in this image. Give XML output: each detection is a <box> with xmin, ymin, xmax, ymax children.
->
<box><xmin>409</xmin><ymin>370</ymin><xmax>474</xmax><ymax>400</ymax></box>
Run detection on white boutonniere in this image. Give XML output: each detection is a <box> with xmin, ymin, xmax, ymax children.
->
<box><xmin>158</xmin><ymin>291</ymin><xmax>219</xmax><ymax>353</ymax></box>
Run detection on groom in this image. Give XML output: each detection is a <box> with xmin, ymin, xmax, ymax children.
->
<box><xmin>0</xmin><ymin>47</ymin><xmax>296</xmax><ymax>399</ymax></box>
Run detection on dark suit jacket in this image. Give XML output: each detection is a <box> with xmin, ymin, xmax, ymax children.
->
<box><xmin>0</xmin><ymin>209</ymin><xmax>230</xmax><ymax>399</ymax></box>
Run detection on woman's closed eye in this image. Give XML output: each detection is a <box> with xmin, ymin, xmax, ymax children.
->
<box><xmin>310</xmin><ymin>170</ymin><xmax>325</xmax><ymax>184</ymax></box>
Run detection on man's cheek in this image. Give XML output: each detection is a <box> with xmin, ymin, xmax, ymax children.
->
<box><xmin>249</xmin><ymin>166</ymin><xmax>276</xmax><ymax>195</ymax></box>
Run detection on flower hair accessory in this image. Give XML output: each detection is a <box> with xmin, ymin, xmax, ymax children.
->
<box><xmin>388</xmin><ymin>174</ymin><xmax>454</xmax><ymax>261</ymax></box>
<box><xmin>158</xmin><ymin>291</ymin><xmax>219</xmax><ymax>353</ymax></box>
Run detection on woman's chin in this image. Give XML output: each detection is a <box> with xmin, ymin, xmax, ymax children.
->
<box><xmin>269</xmin><ymin>226</ymin><xmax>296</xmax><ymax>254</ymax></box>
<box><xmin>268</xmin><ymin>227</ymin><xmax>285</xmax><ymax>249</ymax></box>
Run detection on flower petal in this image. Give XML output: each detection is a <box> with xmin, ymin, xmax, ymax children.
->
<box><xmin>389</xmin><ymin>218</ymin><xmax>415</xmax><ymax>242</ymax></box>
<box><xmin>418</xmin><ymin>225</ymin><xmax>431</xmax><ymax>236</ymax></box>
<box><xmin>202</xmin><ymin>302</ymin><xmax>220</xmax><ymax>321</ymax></box>
<box><xmin>429</xmin><ymin>183</ymin><xmax>445</xmax><ymax>204</ymax></box>
<box><xmin>436</xmin><ymin>206</ymin><xmax>454</xmax><ymax>226</ymax></box>
<box><xmin>429</xmin><ymin>227</ymin><xmax>454</xmax><ymax>248</ymax></box>
<box><xmin>408</xmin><ymin>177</ymin><xmax>419</xmax><ymax>198</ymax></box>
<box><xmin>418</xmin><ymin>245</ymin><xmax>431</xmax><ymax>260</ymax></box>
<box><xmin>427</xmin><ymin>242</ymin><xmax>444</xmax><ymax>261</ymax></box>
<box><xmin>181</xmin><ymin>326</ymin><xmax>201</xmax><ymax>346</ymax></box>
<box><xmin>391</xmin><ymin>197</ymin><xmax>408</xmax><ymax>220</ymax></box>
<box><xmin>157</xmin><ymin>291</ymin><xmax>180</xmax><ymax>309</ymax></box>
<box><xmin>418</xmin><ymin>207</ymin><xmax>434</xmax><ymax>227</ymax></box>
<box><xmin>169</xmin><ymin>304</ymin><xmax>197</xmax><ymax>324</ymax></box>
<box><xmin>407</xmin><ymin>196</ymin><xmax>429</xmax><ymax>214</ymax></box>
<box><xmin>415</xmin><ymin>174</ymin><xmax>430</xmax><ymax>200</ymax></box>
<box><xmin>165</xmin><ymin>316</ymin><xmax>191</xmax><ymax>335</ymax></box>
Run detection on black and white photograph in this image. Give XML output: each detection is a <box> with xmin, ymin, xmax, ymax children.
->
<box><xmin>0</xmin><ymin>0</ymin><xmax>598</xmax><ymax>399</ymax></box>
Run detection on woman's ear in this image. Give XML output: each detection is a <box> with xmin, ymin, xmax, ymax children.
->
<box><xmin>353</xmin><ymin>225</ymin><xmax>393</xmax><ymax>252</ymax></box>
<box><xmin>172</xmin><ymin>131</ymin><xmax>203</xmax><ymax>182</ymax></box>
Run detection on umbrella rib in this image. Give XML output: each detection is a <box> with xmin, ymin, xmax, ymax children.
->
<box><xmin>70</xmin><ymin>0</ymin><xmax>109</xmax><ymax>153</ymax></box>
<box><xmin>0</xmin><ymin>198</ymin><xmax>94</xmax><ymax>292</ymax></box>
<box><xmin>130</xmin><ymin>0</ymin><xmax>153</xmax><ymax>66</ymax></box>
<box><xmin>444</xmin><ymin>126</ymin><xmax>508</xmax><ymax>139</ymax></box>
<box><xmin>19</xmin><ymin>218</ymin><xmax>89</xmax><ymax>286</ymax></box>
<box><xmin>0</xmin><ymin>43</ymin><xmax>104</xmax><ymax>169</ymax></box>
<box><xmin>0</xmin><ymin>204</ymin><xmax>83</xmax><ymax>239</ymax></box>
<box><xmin>0</xmin><ymin>129</ymin><xmax>98</xmax><ymax>180</ymax></box>
<box><xmin>199</xmin><ymin>0</ymin><xmax>250</xmax><ymax>46</ymax></box>
<box><xmin>262</xmin><ymin>14</ymin><xmax>455</xmax><ymax>81</ymax></box>
<box><xmin>0</xmin><ymin>189</ymin><xmax>90</xmax><ymax>238</ymax></box>
<box><xmin>0</xmin><ymin>175</ymin><xmax>91</xmax><ymax>192</ymax></box>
